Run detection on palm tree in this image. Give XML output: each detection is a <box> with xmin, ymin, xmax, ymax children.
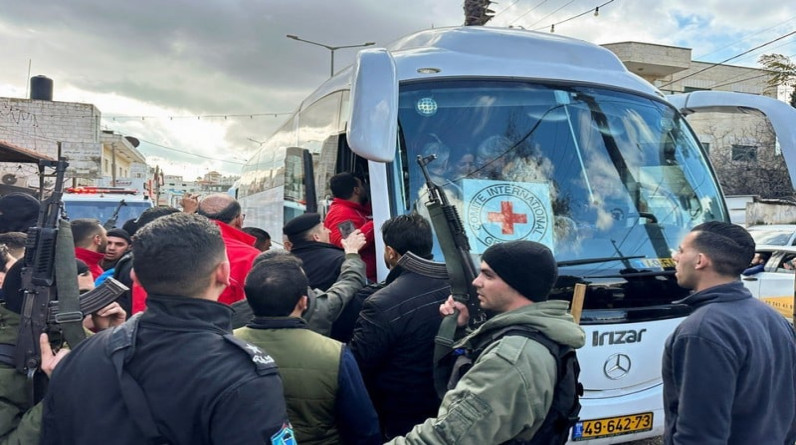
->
<box><xmin>464</xmin><ymin>0</ymin><xmax>495</xmax><ymax>26</ymax></box>
<box><xmin>758</xmin><ymin>53</ymin><xmax>796</xmax><ymax>107</ymax></box>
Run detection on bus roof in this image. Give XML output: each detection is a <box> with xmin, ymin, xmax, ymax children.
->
<box><xmin>301</xmin><ymin>26</ymin><xmax>663</xmax><ymax>109</ymax></box>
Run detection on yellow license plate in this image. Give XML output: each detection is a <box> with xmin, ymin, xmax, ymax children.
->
<box><xmin>571</xmin><ymin>412</ymin><xmax>653</xmax><ymax>441</ymax></box>
<box><xmin>639</xmin><ymin>258</ymin><xmax>676</xmax><ymax>269</ymax></box>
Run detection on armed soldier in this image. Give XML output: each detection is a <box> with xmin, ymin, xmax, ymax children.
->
<box><xmin>389</xmin><ymin>241</ymin><xmax>586</xmax><ymax>444</ymax></box>
<box><xmin>1</xmin><ymin>259</ymin><xmax>125</xmax><ymax>444</ymax></box>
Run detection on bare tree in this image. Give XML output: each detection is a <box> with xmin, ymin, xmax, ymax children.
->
<box><xmin>699</xmin><ymin>118</ymin><xmax>793</xmax><ymax>198</ymax></box>
<box><xmin>464</xmin><ymin>0</ymin><xmax>495</xmax><ymax>26</ymax></box>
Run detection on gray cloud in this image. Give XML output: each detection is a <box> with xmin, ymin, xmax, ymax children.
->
<box><xmin>1</xmin><ymin>0</ymin><xmax>794</xmax><ymax>176</ymax></box>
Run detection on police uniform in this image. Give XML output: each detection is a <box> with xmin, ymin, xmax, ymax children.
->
<box><xmin>40</xmin><ymin>294</ymin><xmax>292</xmax><ymax>445</ymax></box>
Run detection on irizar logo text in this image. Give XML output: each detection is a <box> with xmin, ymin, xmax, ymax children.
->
<box><xmin>592</xmin><ymin>329</ymin><xmax>647</xmax><ymax>346</ymax></box>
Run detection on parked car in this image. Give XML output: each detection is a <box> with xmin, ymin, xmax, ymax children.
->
<box><xmin>746</xmin><ymin>224</ymin><xmax>796</xmax><ymax>247</ymax></box>
<box><xmin>740</xmin><ymin>244</ymin><xmax>795</xmax><ymax>321</ymax></box>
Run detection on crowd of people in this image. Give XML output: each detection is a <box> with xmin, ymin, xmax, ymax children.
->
<box><xmin>0</xmin><ymin>169</ymin><xmax>794</xmax><ymax>443</ymax></box>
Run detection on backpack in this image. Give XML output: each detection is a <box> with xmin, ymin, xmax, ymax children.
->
<box><xmin>448</xmin><ymin>326</ymin><xmax>582</xmax><ymax>445</ymax></box>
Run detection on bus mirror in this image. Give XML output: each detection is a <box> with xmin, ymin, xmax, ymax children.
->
<box><xmin>348</xmin><ymin>48</ymin><xmax>398</xmax><ymax>163</ymax></box>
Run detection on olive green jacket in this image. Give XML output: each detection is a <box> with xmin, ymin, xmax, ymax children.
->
<box><xmin>235</xmin><ymin>321</ymin><xmax>341</xmax><ymax>445</ymax></box>
<box><xmin>0</xmin><ymin>306</ymin><xmax>42</xmax><ymax>445</ymax></box>
<box><xmin>303</xmin><ymin>253</ymin><xmax>366</xmax><ymax>336</ymax></box>
<box><xmin>231</xmin><ymin>253</ymin><xmax>366</xmax><ymax>336</ymax></box>
<box><xmin>388</xmin><ymin>300</ymin><xmax>586</xmax><ymax>445</ymax></box>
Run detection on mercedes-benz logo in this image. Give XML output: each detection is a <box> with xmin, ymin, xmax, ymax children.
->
<box><xmin>603</xmin><ymin>353</ymin><xmax>632</xmax><ymax>380</ymax></box>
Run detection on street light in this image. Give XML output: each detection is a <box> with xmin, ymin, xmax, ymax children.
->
<box><xmin>286</xmin><ymin>34</ymin><xmax>376</xmax><ymax>77</ymax></box>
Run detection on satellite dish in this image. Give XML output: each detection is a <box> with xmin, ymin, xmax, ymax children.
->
<box><xmin>125</xmin><ymin>136</ymin><xmax>140</xmax><ymax>148</ymax></box>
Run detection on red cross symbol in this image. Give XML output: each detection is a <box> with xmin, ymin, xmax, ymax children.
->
<box><xmin>487</xmin><ymin>201</ymin><xmax>528</xmax><ymax>235</ymax></box>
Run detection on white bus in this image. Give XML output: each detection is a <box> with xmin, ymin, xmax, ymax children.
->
<box><xmin>238</xmin><ymin>26</ymin><xmax>796</xmax><ymax>443</ymax></box>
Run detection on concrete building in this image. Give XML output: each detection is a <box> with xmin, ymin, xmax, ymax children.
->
<box><xmin>603</xmin><ymin>42</ymin><xmax>794</xmax><ymax>198</ymax></box>
<box><xmin>0</xmin><ymin>76</ymin><xmax>148</xmax><ymax>194</ymax></box>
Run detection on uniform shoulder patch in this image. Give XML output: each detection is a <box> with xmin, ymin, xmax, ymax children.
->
<box><xmin>271</xmin><ymin>423</ymin><xmax>296</xmax><ymax>445</ymax></box>
<box><xmin>223</xmin><ymin>333</ymin><xmax>277</xmax><ymax>375</ymax></box>
<box><xmin>493</xmin><ymin>335</ymin><xmax>527</xmax><ymax>364</ymax></box>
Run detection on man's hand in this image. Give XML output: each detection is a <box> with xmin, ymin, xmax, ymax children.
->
<box><xmin>91</xmin><ymin>302</ymin><xmax>127</xmax><ymax>331</ymax></box>
<box><xmin>181</xmin><ymin>194</ymin><xmax>200</xmax><ymax>213</ymax></box>
<box><xmin>39</xmin><ymin>333</ymin><xmax>69</xmax><ymax>378</ymax></box>
<box><xmin>440</xmin><ymin>295</ymin><xmax>469</xmax><ymax>327</ymax></box>
<box><xmin>341</xmin><ymin>229</ymin><xmax>367</xmax><ymax>254</ymax></box>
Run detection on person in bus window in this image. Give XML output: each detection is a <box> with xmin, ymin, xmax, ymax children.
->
<box><xmin>451</xmin><ymin>151</ymin><xmax>476</xmax><ymax>180</ymax></box>
<box><xmin>473</xmin><ymin>135</ymin><xmax>512</xmax><ymax>180</ymax></box>
<box><xmin>666</xmin><ymin>222</ymin><xmax>796</xmax><ymax>444</ymax></box>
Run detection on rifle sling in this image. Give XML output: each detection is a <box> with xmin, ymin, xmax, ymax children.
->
<box><xmin>54</xmin><ymin>219</ymin><xmax>86</xmax><ymax>348</ymax></box>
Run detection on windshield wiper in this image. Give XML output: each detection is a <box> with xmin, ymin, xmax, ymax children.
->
<box><xmin>557</xmin><ymin>255</ymin><xmax>645</xmax><ymax>267</ymax></box>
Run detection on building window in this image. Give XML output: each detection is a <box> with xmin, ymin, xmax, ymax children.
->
<box><xmin>731</xmin><ymin>144</ymin><xmax>757</xmax><ymax>162</ymax></box>
<box><xmin>104</xmin><ymin>159</ymin><xmax>109</xmax><ymax>173</ymax></box>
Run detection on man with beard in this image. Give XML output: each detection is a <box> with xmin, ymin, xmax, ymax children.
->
<box><xmin>324</xmin><ymin>172</ymin><xmax>376</xmax><ymax>283</ymax></box>
<box><xmin>70</xmin><ymin>218</ymin><xmax>107</xmax><ymax>279</ymax></box>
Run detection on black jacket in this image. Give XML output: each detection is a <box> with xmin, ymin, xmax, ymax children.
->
<box><xmin>290</xmin><ymin>240</ymin><xmax>345</xmax><ymax>291</ymax></box>
<box><xmin>40</xmin><ymin>294</ymin><xmax>290</xmax><ymax>445</ymax></box>
<box><xmin>349</xmin><ymin>266</ymin><xmax>449</xmax><ymax>440</ymax></box>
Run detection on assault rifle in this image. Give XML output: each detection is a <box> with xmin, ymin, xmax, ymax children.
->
<box><xmin>14</xmin><ymin>159</ymin><xmax>125</xmax><ymax>405</ymax></box>
<box><xmin>416</xmin><ymin>155</ymin><xmax>486</xmax><ymax>398</ymax></box>
<box><xmin>103</xmin><ymin>199</ymin><xmax>126</xmax><ymax>229</ymax></box>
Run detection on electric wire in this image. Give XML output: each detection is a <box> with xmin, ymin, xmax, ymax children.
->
<box><xmin>659</xmin><ymin>30</ymin><xmax>796</xmax><ymax>88</ymax></box>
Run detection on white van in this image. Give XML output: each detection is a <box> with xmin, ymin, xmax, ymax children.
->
<box><xmin>62</xmin><ymin>186</ymin><xmax>154</xmax><ymax>228</ymax></box>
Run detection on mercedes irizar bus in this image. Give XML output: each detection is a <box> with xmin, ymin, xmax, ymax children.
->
<box><xmin>238</xmin><ymin>27</ymin><xmax>796</xmax><ymax>443</ymax></box>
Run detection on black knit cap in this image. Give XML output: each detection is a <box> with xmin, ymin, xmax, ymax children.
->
<box><xmin>283</xmin><ymin>212</ymin><xmax>321</xmax><ymax>237</ymax></box>
<box><xmin>481</xmin><ymin>240</ymin><xmax>558</xmax><ymax>302</ymax></box>
<box><xmin>0</xmin><ymin>193</ymin><xmax>40</xmax><ymax>233</ymax></box>
<box><xmin>106</xmin><ymin>228</ymin><xmax>132</xmax><ymax>243</ymax></box>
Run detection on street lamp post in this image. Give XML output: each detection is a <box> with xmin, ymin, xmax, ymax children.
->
<box><xmin>286</xmin><ymin>35</ymin><xmax>375</xmax><ymax>77</ymax></box>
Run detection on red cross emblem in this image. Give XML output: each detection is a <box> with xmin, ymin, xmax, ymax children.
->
<box><xmin>487</xmin><ymin>201</ymin><xmax>528</xmax><ymax>235</ymax></box>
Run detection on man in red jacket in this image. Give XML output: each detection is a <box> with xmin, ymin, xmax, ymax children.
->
<box><xmin>323</xmin><ymin>172</ymin><xmax>377</xmax><ymax>282</ymax></box>
<box><xmin>197</xmin><ymin>193</ymin><xmax>259</xmax><ymax>304</ymax></box>
<box><xmin>71</xmin><ymin>218</ymin><xmax>107</xmax><ymax>279</ymax></box>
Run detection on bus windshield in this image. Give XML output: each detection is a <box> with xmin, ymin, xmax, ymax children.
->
<box><xmin>396</xmin><ymin>80</ymin><xmax>725</xmax><ymax>282</ymax></box>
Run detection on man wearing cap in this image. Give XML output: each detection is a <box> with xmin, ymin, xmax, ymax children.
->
<box><xmin>0</xmin><ymin>193</ymin><xmax>39</xmax><ymax>234</ymax></box>
<box><xmin>388</xmin><ymin>240</ymin><xmax>586</xmax><ymax>445</ymax></box>
<box><xmin>283</xmin><ymin>212</ymin><xmax>345</xmax><ymax>292</ymax></box>
<box><xmin>100</xmin><ymin>228</ymin><xmax>131</xmax><ymax>271</ymax></box>
<box><xmin>197</xmin><ymin>193</ymin><xmax>259</xmax><ymax>305</ymax></box>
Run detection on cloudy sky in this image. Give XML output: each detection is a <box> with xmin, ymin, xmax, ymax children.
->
<box><xmin>1</xmin><ymin>0</ymin><xmax>794</xmax><ymax>179</ymax></box>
